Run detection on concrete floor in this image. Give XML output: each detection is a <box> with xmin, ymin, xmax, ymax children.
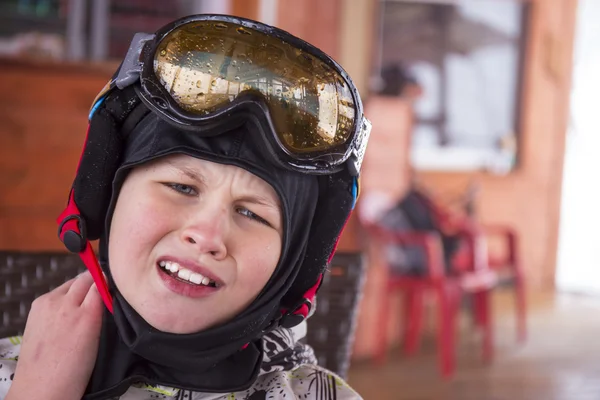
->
<box><xmin>347</xmin><ymin>290</ymin><xmax>600</xmax><ymax>400</ymax></box>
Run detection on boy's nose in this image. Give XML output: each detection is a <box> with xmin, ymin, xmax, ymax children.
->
<box><xmin>180</xmin><ymin>208</ymin><xmax>228</xmax><ymax>260</ymax></box>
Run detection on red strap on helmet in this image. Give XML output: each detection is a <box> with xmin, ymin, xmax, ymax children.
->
<box><xmin>294</xmin><ymin>273</ymin><xmax>323</xmax><ymax>319</ymax></box>
<box><xmin>281</xmin><ymin>273</ymin><xmax>323</xmax><ymax>325</ymax></box>
<box><xmin>57</xmin><ymin>191</ymin><xmax>113</xmax><ymax>314</ymax></box>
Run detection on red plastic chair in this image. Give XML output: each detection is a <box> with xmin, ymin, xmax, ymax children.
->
<box><xmin>482</xmin><ymin>225</ymin><xmax>527</xmax><ymax>343</ymax></box>
<box><xmin>412</xmin><ymin>189</ymin><xmax>527</xmax><ymax>343</ymax></box>
<box><xmin>366</xmin><ymin>222</ymin><xmax>498</xmax><ymax>378</ymax></box>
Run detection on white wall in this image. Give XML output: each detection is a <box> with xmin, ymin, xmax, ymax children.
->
<box><xmin>556</xmin><ymin>0</ymin><xmax>600</xmax><ymax>294</ymax></box>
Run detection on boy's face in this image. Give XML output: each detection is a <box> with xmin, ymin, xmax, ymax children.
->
<box><xmin>108</xmin><ymin>154</ymin><xmax>283</xmax><ymax>334</ymax></box>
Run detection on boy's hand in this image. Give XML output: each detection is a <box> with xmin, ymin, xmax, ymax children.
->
<box><xmin>6</xmin><ymin>271</ymin><xmax>104</xmax><ymax>400</ymax></box>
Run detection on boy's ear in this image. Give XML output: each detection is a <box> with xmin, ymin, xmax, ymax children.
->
<box><xmin>70</xmin><ymin>86</ymin><xmax>144</xmax><ymax>240</ymax></box>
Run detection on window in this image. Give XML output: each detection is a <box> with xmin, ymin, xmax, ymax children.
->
<box><xmin>375</xmin><ymin>0</ymin><xmax>530</xmax><ymax>174</ymax></box>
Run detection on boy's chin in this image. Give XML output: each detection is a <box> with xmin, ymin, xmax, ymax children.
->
<box><xmin>136</xmin><ymin>304</ymin><xmax>217</xmax><ymax>334</ymax></box>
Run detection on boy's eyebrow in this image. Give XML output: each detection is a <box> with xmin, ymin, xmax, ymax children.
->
<box><xmin>166</xmin><ymin>161</ymin><xmax>282</xmax><ymax>214</ymax></box>
<box><xmin>239</xmin><ymin>195</ymin><xmax>282</xmax><ymax>214</ymax></box>
<box><xmin>169</xmin><ymin>163</ymin><xmax>205</xmax><ymax>184</ymax></box>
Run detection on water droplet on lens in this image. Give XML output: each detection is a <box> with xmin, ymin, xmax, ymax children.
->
<box><xmin>159</xmin><ymin>49</ymin><xmax>166</xmax><ymax>56</ymax></box>
<box><xmin>232</xmin><ymin>60</ymin><xmax>237</xmax><ymax>66</ymax></box>
<box><xmin>211</xmin><ymin>79</ymin><xmax>217</xmax><ymax>86</ymax></box>
<box><xmin>283</xmin><ymin>133</ymin><xmax>294</xmax><ymax>146</ymax></box>
<box><xmin>197</xmin><ymin>92</ymin><xmax>205</xmax><ymax>98</ymax></box>
<box><xmin>236</xmin><ymin>27</ymin><xmax>252</xmax><ymax>35</ymax></box>
<box><xmin>196</xmin><ymin>80</ymin><xmax>202</xmax><ymax>88</ymax></box>
<box><xmin>235</xmin><ymin>76</ymin><xmax>240</xmax><ymax>80</ymax></box>
<box><xmin>215</xmin><ymin>23</ymin><xmax>228</xmax><ymax>30</ymax></box>
<box><xmin>206</xmin><ymin>63</ymin><xmax>211</xmax><ymax>68</ymax></box>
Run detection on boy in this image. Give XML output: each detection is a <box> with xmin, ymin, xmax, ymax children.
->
<box><xmin>0</xmin><ymin>14</ymin><xmax>371</xmax><ymax>400</ymax></box>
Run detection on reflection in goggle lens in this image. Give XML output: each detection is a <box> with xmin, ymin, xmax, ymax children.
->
<box><xmin>153</xmin><ymin>21</ymin><xmax>356</xmax><ymax>154</ymax></box>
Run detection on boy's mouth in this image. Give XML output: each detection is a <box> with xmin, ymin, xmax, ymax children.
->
<box><xmin>158</xmin><ymin>261</ymin><xmax>218</xmax><ymax>288</ymax></box>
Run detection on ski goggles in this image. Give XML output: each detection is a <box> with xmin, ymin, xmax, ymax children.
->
<box><xmin>91</xmin><ymin>14</ymin><xmax>371</xmax><ymax>176</ymax></box>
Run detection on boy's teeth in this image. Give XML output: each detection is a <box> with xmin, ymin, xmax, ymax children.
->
<box><xmin>160</xmin><ymin>261</ymin><xmax>215</xmax><ymax>287</ymax></box>
<box><xmin>189</xmin><ymin>273</ymin><xmax>204</xmax><ymax>285</ymax></box>
<box><xmin>177</xmin><ymin>269</ymin><xmax>191</xmax><ymax>280</ymax></box>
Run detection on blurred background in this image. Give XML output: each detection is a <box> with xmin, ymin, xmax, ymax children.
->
<box><xmin>1</xmin><ymin>0</ymin><xmax>598</xmax><ymax>399</ymax></box>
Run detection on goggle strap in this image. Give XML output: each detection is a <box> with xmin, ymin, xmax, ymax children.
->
<box><xmin>115</xmin><ymin>32</ymin><xmax>155</xmax><ymax>90</ymax></box>
<box><xmin>121</xmin><ymin>101</ymin><xmax>152</xmax><ymax>137</ymax></box>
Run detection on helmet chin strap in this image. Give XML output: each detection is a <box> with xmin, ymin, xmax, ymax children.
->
<box><xmin>58</xmin><ymin>190</ymin><xmax>114</xmax><ymax>313</ymax></box>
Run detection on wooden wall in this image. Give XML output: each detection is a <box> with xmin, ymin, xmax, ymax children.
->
<box><xmin>276</xmin><ymin>0</ymin><xmax>342</xmax><ymax>61</ymax></box>
<box><xmin>231</xmin><ymin>0</ymin><xmax>259</xmax><ymax>21</ymax></box>
<box><xmin>0</xmin><ymin>59</ymin><xmax>115</xmax><ymax>251</ymax></box>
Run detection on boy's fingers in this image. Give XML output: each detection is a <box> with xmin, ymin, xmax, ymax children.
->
<box><xmin>51</xmin><ymin>276</ymin><xmax>78</xmax><ymax>295</ymax></box>
<box><xmin>66</xmin><ymin>271</ymin><xmax>95</xmax><ymax>305</ymax></box>
<box><xmin>82</xmin><ymin>283</ymin><xmax>103</xmax><ymax>312</ymax></box>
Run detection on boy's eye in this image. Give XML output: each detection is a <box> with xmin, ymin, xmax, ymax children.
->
<box><xmin>237</xmin><ymin>207</ymin><xmax>271</xmax><ymax>227</ymax></box>
<box><xmin>165</xmin><ymin>183</ymin><xmax>198</xmax><ymax>196</ymax></box>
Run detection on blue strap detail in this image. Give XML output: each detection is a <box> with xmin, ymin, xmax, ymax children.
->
<box><xmin>351</xmin><ymin>177</ymin><xmax>358</xmax><ymax>210</ymax></box>
<box><xmin>88</xmin><ymin>97</ymin><xmax>106</xmax><ymax>120</ymax></box>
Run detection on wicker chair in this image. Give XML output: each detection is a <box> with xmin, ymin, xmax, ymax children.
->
<box><xmin>0</xmin><ymin>252</ymin><xmax>86</xmax><ymax>338</ymax></box>
<box><xmin>305</xmin><ymin>252</ymin><xmax>365</xmax><ymax>379</ymax></box>
<box><xmin>0</xmin><ymin>251</ymin><xmax>365</xmax><ymax>379</ymax></box>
